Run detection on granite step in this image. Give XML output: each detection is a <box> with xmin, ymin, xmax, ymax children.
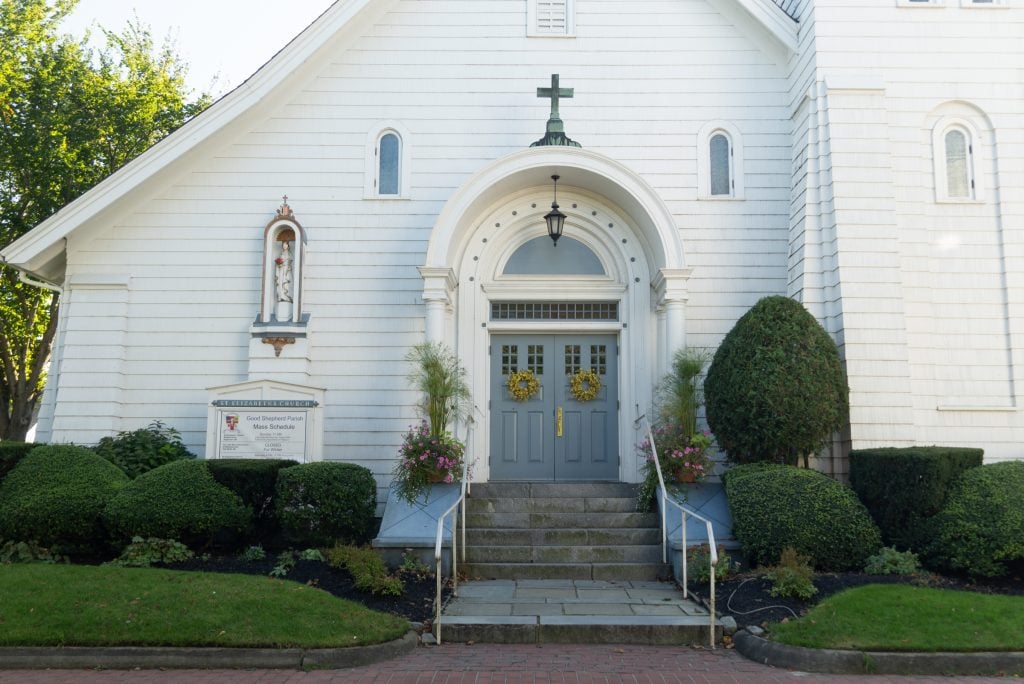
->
<box><xmin>464</xmin><ymin>511</ymin><xmax>659</xmax><ymax>529</ymax></box>
<box><xmin>463</xmin><ymin>561</ymin><xmax>672</xmax><ymax>581</ymax></box>
<box><xmin>464</xmin><ymin>527</ymin><xmax>661</xmax><ymax>546</ymax></box>
<box><xmin>437</xmin><ymin>579</ymin><xmax>719</xmax><ymax>645</ymax></box>
<box><xmin>465</xmin><ymin>544</ymin><xmax>664</xmax><ymax>564</ymax></box>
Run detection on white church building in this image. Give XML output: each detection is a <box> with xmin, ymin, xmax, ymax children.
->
<box><xmin>3</xmin><ymin>0</ymin><xmax>1023</xmax><ymax>504</ymax></box>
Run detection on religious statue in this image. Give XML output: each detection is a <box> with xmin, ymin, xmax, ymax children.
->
<box><xmin>275</xmin><ymin>241</ymin><xmax>294</xmax><ymax>304</ymax></box>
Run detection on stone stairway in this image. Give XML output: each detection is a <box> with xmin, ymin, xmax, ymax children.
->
<box><xmin>442</xmin><ymin>482</ymin><xmax>716</xmax><ymax>645</ymax></box>
<box><xmin>463</xmin><ymin>482</ymin><xmax>671</xmax><ymax>581</ymax></box>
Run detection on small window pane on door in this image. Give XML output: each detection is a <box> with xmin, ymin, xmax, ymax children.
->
<box><xmin>528</xmin><ymin>345</ymin><xmax>544</xmax><ymax>375</ymax></box>
<box><xmin>501</xmin><ymin>345</ymin><xmax>518</xmax><ymax>375</ymax></box>
<box><xmin>565</xmin><ymin>345</ymin><xmax>581</xmax><ymax>375</ymax></box>
<box><xmin>590</xmin><ymin>345</ymin><xmax>607</xmax><ymax>375</ymax></box>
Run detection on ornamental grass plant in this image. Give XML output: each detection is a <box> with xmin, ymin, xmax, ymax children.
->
<box><xmin>637</xmin><ymin>348</ymin><xmax>714</xmax><ymax>509</ymax></box>
<box><xmin>393</xmin><ymin>342</ymin><xmax>471</xmax><ymax>503</ymax></box>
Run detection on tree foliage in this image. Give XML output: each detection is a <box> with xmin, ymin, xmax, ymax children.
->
<box><xmin>0</xmin><ymin>0</ymin><xmax>210</xmax><ymax>439</ymax></box>
<box><xmin>704</xmin><ymin>295</ymin><xmax>849</xmax><ymax>465</ymax></box>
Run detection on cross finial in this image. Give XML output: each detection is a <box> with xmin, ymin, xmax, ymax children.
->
<box><xmin>278</xmin><ymin>195</ymin><xmax>293</xmax><ymax>218</ymax></box>
<box><xmin>531</xmin><ymin>74</ymin><xmax>581</xmax><ymax>148</ymax></box>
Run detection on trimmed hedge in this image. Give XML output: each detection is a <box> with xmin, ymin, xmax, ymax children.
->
<box><xmin>0</xmin><ymin>445</ymin><xmax>129</xmax><ymax>552</ymax></box>
<box><xmin>724</xmin><ymin>463</ymin><xmax>882</xmax><ymax>571</ymax></box>
<box><xmin>93</xmin><ymin>421</ymin><xmax>194</xmax><ymax>479</ymax></box>
<box><xmin>276</xmin><ymin>462</ymin><xmax>376</xmax><ymax>548</ymax></box>
<box><xmin>705</xmin><ymin>296</ymin><xmax>849</xmax><ymax>466</ymax></box>
<box><xmin>104</xmin><ymin>460</ymin><xmax>252</xmax><ymax>549</ymax></box>
<box><xmin>849</xmin><ymin>446</ymin><xmax>983</xmax><ymax>552</ymax></box>
<box><xmin>207</xmin><ymin>458</ymin><xmax>298</xmax><ymax>538</ymax></box>
<box><xmin>926</xmin><ymin>461</ymin><xmax>1024</xmax><ymax>578</ymax></box>
<box><xmin>0</xmin><ymin>441</ymin><xmax>42</xmax><ymax>483</ymax></box>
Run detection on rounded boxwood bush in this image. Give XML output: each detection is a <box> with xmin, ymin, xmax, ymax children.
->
<box><xmin>104</xmin><ymin>459</ymin><xmax>251</xmax><ymax>549</ymax></box>
<box><xmin>925</xmin><ymin>461</ymin><xmax>1024</xmax><ymax>578</ymax></box>
<box><xmin>724</xmin><ymin>463</ymin><xmax>882</xmax><ymax>571</ymax></box>
<box><xmin>0</xmin><ymin>445</ymin><xmax>129</xmax><ymax>552</ymax></box>
<box><xmin>276</xmin><ymin>462</ymin><xmax>376</xmax><ymax>547</ymax></box>
<box><xmin>93</xmin><ymin>421</ymin><xmax>194</xmax><ymax>479</ymax></box>
<box><xmin>705</xmin><ymin>296</ymin><xmax>849</xmax><ymax>465</ymax></box>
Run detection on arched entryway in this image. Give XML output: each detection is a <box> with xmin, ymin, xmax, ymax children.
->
<box><xmin>421</xmin><ymin>147</ymin><xmax>691</xmax><ymax>483</ymax></box>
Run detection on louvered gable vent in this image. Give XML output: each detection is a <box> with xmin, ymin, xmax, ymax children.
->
<box><xmin>536</xmin><ymin>0</ymin><xmax>568</xmax><ymax>34</ymax></box>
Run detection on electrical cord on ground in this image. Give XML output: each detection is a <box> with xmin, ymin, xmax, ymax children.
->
<box><xmin>725</xmin><ymin>577</ymin><xmax>799</xmax><ymax>619</ymax></box>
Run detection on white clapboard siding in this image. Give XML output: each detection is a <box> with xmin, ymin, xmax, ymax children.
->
<box><xmin>34</xmin><ymin>0</ymin><xmax>1024</xmax><ymax>492</ymax></box>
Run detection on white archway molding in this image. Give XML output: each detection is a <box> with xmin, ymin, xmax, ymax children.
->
<box><xmin>425</xmin><ymin>146</ymin><xmax>686</xmax><ymax>275</ymax></box>
<box><xmin>421</xmin><ymin>146</ymin><xmax>691</xmax><ymax>484</ymax></box>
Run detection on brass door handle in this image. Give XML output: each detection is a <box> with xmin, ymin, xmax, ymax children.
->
<box><xmin>556</xmin><ymin>407</ymin><xmax>563</xmax><ymax>437</ymax></box>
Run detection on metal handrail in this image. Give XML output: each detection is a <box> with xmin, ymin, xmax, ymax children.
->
<box><xmin>433</xmin><ymin>414</ymin><xmax>475</xmax><ymax>645</ymax></box>
<box><xmin>635</xmin><ymin>413</ymin><xmax>718</xmax><ymax>649</ymax></box>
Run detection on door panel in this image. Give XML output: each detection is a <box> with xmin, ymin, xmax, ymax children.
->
<box><xmin>490</xmin><ymin>334</ymin><xmax>618</xmax><ymax>481</ymax></box>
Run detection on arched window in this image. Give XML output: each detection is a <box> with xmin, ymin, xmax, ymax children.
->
<box><xmin>932</xmin><ymin>116</ymin><xmax>981</xmax><ymax>203</ymax></box>
<box><xmin>943</xmin><ymin>127</ymin><xmax>973</xmax><ymax>199</ymax></box>
<box><xmin>377</xmin><ymin>132</ymin><xmax>400</xmax><ymax>195</ymax></box>
<box><xmin>709</xmin><ymin>132</ymin><xmax>732</xmax><ymax>197</ymax></box>
<box><xmin>698</xmin><ymin>122</ymin><xmax>744</xmax><ymax>200</ymax></box>
<box><xmin>365</xmin><ymin>122</ymin><xmax>411</xmax><ymax>199</ymax></box>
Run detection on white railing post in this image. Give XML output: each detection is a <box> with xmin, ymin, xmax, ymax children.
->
<box><xmin>635</xmin><ymin>412</ymin><xmax>719</xmax><ymax>650</ymax></box>
<box><xmin>681</xmin><ymin>510</ymin><xmax>688</xmax><ymax>598</ymax></box>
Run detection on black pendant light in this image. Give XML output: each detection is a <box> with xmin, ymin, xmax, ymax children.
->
<box><xmin>544</xmin><ymin>174</ymin><xmax>567</xmax><ymax>246</ymax></box>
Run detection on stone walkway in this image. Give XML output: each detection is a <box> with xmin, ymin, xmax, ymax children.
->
<box><xmin>444</xmin><ymin>579</ymin><xmax>707</xmax><ymax>617</ymax></box>
<box><xmin>0</xmin><ymin>644</ymin><xmax>1008</xmax><ymax>683</ymax></box>
<box><xmin>436</xmin><ymin>579</ymin><xmax>711</xmax><ymax>644</ymax></box>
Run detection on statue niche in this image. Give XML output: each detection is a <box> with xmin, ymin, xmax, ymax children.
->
<box><xmin>260</xmin><ymin>198</ymin><xmax>305</xmax><ymax>325</ymax></box>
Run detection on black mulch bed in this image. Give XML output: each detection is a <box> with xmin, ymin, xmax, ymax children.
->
<box><xmin>162</xmin><ymin>557</ymin><xmax>445</xmax><ymax>624</ymax></box>
<box><xmin>688</xmin><ymin>570</ymin><xmax>1024</xmax><ymax>629</ymax></box>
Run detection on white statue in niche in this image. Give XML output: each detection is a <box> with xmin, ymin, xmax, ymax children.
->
<box><xmin>275</xmin><ymin>240</ymin><xmax>293</xmax><ymax>320</ymax></box>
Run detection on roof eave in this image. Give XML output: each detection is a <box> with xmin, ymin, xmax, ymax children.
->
<box><xmin>0</xmin><ymin>0</ymin><xmax>377</xmax><ymax>270</ymax></box>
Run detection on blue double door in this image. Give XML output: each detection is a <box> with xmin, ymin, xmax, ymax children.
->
<box><xmin>490</xmin><ymin>334</ymin><xmax>619</xmax><ymax>481</ymax></box>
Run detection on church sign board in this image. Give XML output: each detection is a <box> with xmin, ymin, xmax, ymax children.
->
<box><xmin>206</xmin><ymin>382</ymin><xmax>325</xmax><ymax>462</ymax></box>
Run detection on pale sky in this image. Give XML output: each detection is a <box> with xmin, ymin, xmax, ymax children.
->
<box><xmin>64</xmin><ymin>1</ymin><xmax>338</xmax><ymax>96</ymax></box>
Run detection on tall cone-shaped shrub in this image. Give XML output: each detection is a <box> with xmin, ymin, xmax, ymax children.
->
<box><xmin>704</xmin><ymin>296</ymin><xmax>849</xmax><ymax>465</ymax></box>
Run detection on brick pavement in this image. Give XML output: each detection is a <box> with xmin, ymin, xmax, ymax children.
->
<box><xmin>0</xmin><ymin>643</ymin><xmax>1011</xmax><ymax>683</ymax></box>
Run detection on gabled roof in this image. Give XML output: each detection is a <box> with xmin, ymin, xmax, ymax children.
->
<box><xmin>0</xmin><ymin>0</ymin><xmax>799</xmax><ymax>284</ymax></box>
<box><xmin>772</xmin><ymin>0</ymin><xmax>801</xmax><ymax>21</ymax></box>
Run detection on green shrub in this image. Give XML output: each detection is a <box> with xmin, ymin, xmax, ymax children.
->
<box><xmin>94</xmin><ymin>421</ymin><xmax>194</xmax><ymax>478</ymax></box>
<box><xmin>0</xmin><ymin>441</ymin><xmax>42</xmax><ymax>483</ymax></box>
<box><xmin>849</xmin><ymin>446</ymin><xmax>983</xmax><ymax>552</ymax></box>
<box><xmin>240</xmin><ymin>544</ymin><xmax>267</xmax><ymax>562</ymax></box>
<box><xmin>107</xmin><ymin>537</ymin><xmax>194</xmax><ymax>567</ymax></box>
<box><xmin>704</xmin><ymin>296</ymin><xmax>849</xmax><ymax>466</ymax></box>
<box><xmin>725</xmin><ymin>463</ymin><xmax>882</xmax><ymax>571</ymax></box>
<box><xmin>925</xmin><ymin>461</ymin><xmax>1024</xmax><ymax>578</ymax></box>
<box><xmin>327</xmin><ymin>545</ymin><xmax>404</xmax><ymax>596</ymax></box>
<box><xmin>207</xmin><ymin>458</ymin><xmax>298</xmax><ymax>538</ymax></box>
<box><xmin>864</xmin><ymin>547</ymin><xmax>922</xmax><ymax>576</ymax></box>
<box><xmin>0</xmin><ymin>445</ymin><xmax>129</xmax><ymax>553</ymax></box>
<box><xmin>275</xmin><ymin>462</ymin><xmax>376</xmax><ymax>548</ymax></box>
<box><xmin>0</xmin><ymin>540</ymin><xmax>67</xmax><ymax>564</ymax></box>
<box><xmin>685</xmin><ymin>544</ymin><xmax>733</xmax><ymax>585</ymax></box>
<box><xmin>104</xmin><ymin>460</ymin><xmax>251</xmax><ymax>549</ymax></box>
<box><xmin>766</xmin><ymin>547</ymin><xmax>817</xmax><ymax>600</ymax></box>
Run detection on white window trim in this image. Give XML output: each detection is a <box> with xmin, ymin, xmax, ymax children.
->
<box><xmin>364</xmin><ymin>121</ymin><xmax>412</xmax><ymax>200</ymax></box>
<box><xmin>961</xmin><ymin>0</ymin><xmax>1008</xmax><ymax>8</ymax></box>
<box><xmin>527</xmin><ymin>0</ymin><xmax>576</xmax><ymax>38</ymax></box>
<box><xmin>932</xmin><ymin>117</ymin><xmax>984</xmax><ymax>203</ymax></box>
<box><xmin>697</xmin><ymin>121</ymin><xmax>744</xmax><ymax>200</ymax></box>
<box><xmin>896</xmin><ymin>0</ymin><xmax>945</xmax><ymax>6</ymax></box>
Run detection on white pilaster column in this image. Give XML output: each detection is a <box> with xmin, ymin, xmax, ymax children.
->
<box><xmin>652</xmin><ymin>268</ymin><xmax>693</xmax><ymax>364</ymax></box>
<box><xmin>418</xmin><ymin>267</ymin><xmax>458</xmax><ymax>344</ymax></box>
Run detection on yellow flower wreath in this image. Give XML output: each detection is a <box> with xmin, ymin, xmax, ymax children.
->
<box><xmin>507</xmin><ymin>369</ymin><xmax>540</xmax><ymax>402</ymax></box>
<box><xmin>569</xmin><ymin>369</ymin><xmax>602</xmax><ymax>402</ymax></box>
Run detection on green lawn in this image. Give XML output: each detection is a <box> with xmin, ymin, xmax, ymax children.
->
<box><xmin>770</xmin><ymin>583</ymin><xmax>1024</xmax><ymax>652</ymax></box>
<box><xmin>0</xmin><ymin>564</ymin><xmax>408</xmax><ymax>648</ymax></box>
